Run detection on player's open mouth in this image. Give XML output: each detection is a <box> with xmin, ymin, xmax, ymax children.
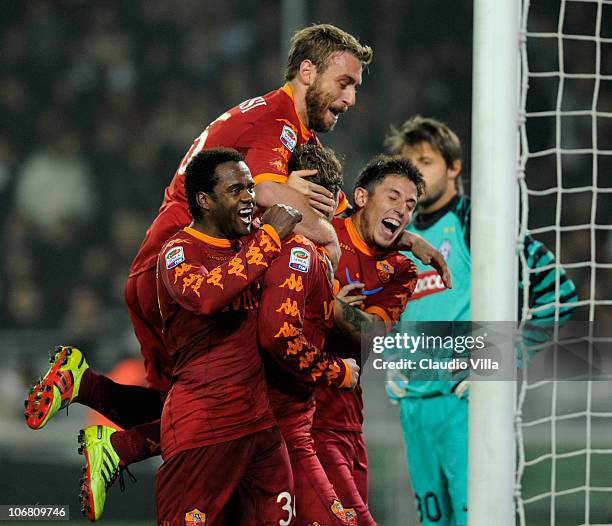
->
<box><xmin>238</xmin><ymin>207</ymin><xmax>253</xmax><ymax>225</ymax></box>
<box><xmin>328</xmin><ymin>108</ymin><xmax>339</xmax><ymax>121</ymax></box>
<box><xmin>381</xmin><ymin>218</ymin><xmax>401</xmax><ymax>235</ymax></box>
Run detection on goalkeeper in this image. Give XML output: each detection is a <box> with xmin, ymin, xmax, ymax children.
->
<box><xmin>384</xmin><ymin>116</ymin><xmax>578</xmax><ymax>526</ymax></box>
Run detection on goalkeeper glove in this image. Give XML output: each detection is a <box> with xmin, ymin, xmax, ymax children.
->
<box><xmin>452</xmin><ymin>379</ymin><xmax>470</xmax><ymax>399</ymax></box>
<box><xmin>385</xmin><ymin>369</ymin><xmax>410</xmax><ymax>404</ymax></box>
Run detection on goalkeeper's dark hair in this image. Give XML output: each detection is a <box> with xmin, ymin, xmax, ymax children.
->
<box><xmin>385</xmin><ymin>115</ymin><xmax>463</xmax><ymax>193</ymax></box>
<box><xmin>184</xmin><ymin>148</ymin><xmax>245</xmax><ymax>221</ymax></box>
<box><xmin>288</xmin><ymin>144</ymin><xmax>344</xmax><ymax>197</ymax></box>
<box><xmin>385</xmin><ymin>115</ymin><xmax>462</xmax><ymax>165</ymax></box>
<box><xmin>354</xmin><ymin>155</ymin><xmax>425</xmax><ymax>203</ymax></box>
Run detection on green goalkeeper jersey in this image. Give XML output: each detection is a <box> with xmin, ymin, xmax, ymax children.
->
<box><xmin>394</xmin><ymin>194</ymin><xmax>577</xmax><ymax>397</ymax></box>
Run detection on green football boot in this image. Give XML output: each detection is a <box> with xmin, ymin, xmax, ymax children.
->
<box><xmin>24</xmin><ymin>345</ymin><xmax>89</xmax><ymax>430</ymax></box>
<box><xmin>78</xmin><ymin>425</ymin><xmax>134</xmax><ymax>522</ymax></box>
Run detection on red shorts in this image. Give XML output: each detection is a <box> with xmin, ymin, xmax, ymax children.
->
<box><xmin>124</xmin><ymin>268</ymin><xmax>173</xmax><ymax>393</ymax></box>
<box><xmin>312</xmin><ymin>429</ymin><xmax>377</xmax><ymax>526</ymax></box>
<box><xmin>156</xmin><ymin>427</ymin><xmax>294</xmax><ymax>526</ymax></box>
<box><xmin>284</xmin><ymin>433</ymin><xmax>347</xmax><ymax>526</ymax></box>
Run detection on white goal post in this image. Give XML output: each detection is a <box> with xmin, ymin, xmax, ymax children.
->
<box><xmin>471</xmin><ymin>1</ymin><xmax>612</xmax><ymax>525</ymax></box>
<box><xmin>469</xmin><ymin>0</ymin><xmax>519</xmax><ymax>525</ymax></box>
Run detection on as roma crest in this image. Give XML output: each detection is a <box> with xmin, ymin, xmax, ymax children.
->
<box><xmin>185</xmin><ymin>508</ymin><xmax>206</xmax><ymax>525</ymax></box>
<box><xmin>344</xmin><ymin>507</ymin><xmax>358</xmax><ymax>526</ymax></box>
<box><xmin>376</xmin><ymin>259</ymin><xmax>394</xmax><ymax>283</ymax></box>
<box><xmin>330</xmin><ymin>499</ymin><xmax>347</xmax><ymax>522</ymax></box>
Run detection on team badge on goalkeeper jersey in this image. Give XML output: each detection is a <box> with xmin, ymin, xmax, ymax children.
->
<box><xmin>376</xmin><ymin>259</ymin><xmax>394</xmax><ymax>283</ymax></box>
<box><xmin>184</xmin><ymin>508</ymin><xmax>206</xmax><ymax>525</ymax></box>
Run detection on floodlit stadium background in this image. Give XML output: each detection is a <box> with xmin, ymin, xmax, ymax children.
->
<box><xmin>0</xmin><ymin>1</ymin><xmax>610</xmax><ymax>524</ymax></box>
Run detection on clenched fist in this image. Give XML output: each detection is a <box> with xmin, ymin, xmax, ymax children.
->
<box><xmin>261</xmin><ymin>203</ymin><xmax>303</xmax><ymax>240</ymax></box>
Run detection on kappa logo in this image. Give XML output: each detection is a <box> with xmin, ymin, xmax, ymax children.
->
<box><xmin>376</xmin><ymin>259</ymin><xmax>395</xmax><ymax>283</ymax></box>
<box><xmin>274</xmin><ymin>321</ymin><xmax>299</xmax><ymax>338</ymax></box>
<box><xmin>289</xmin><ymin>247</ymin><xmax>310</xmax><ymax>273</ymax></box>
<box><xmin>269</xmin><ymin>158</ymin><xmax>286</xmax><ymax>172</ymax></box>
<box><xmin>184</xmin><ymin>508</ymin><xmax>206</xmax><ymax>525</ymax></box>
<box><xmin>409</xmin><ymin>269</ymin><xmax>447</xmax><ymax>301</ymax></box>
<box><xmin>165</xmin><ymin>246</ymin><xmax>185</xmax><ymax>269</ymax></box>
<box><xmin>276</xmin><ymin>298</ymin><xmax>300</xmax><ymax>317</ymax></box>
<box><xmin>273</xmin><ymin>145</ymin><xmax>290</xmax><ymax>162</ymax></box>
<box><xmin>280</xmin><ymin>124</ymin><xmax>298</xmax><ymax>152</ymax></box>
<box><xmin>280</xmin><ymin>273</ymin><xmax>304</xmax><ymax>291</ymax></box>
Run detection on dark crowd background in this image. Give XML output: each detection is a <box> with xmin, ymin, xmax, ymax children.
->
<box><xmin>0</xmin><ymin>0</ymin><xmax>474</xmax><ymax>362</ymax></box>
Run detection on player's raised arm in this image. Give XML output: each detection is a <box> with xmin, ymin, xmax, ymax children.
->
<box><xmin>160</xmin><ymin>149</ymin><xmax>302</xmax><ymax>316</ymax></box>
<box><xmin>395</xmin><ymin>229</ymin><xmax>452</xmax><ymax>289</ymax></box>
<box><xmin>522</xmin><ymin>234</ymin><xmax>578</xmax><ymax>323</ymax></box>
<box><xmin>258</xmin><ymin>240</ymin><xmax>357</xmax><ymax>389</ymax></box>
<box><xmin>158</xmin><ymin>225</ymin><xmax>277</xmax><ymax>316</ymax></box>
<box><xmin>520</xmin><ymin>234</ymin><xmax>578</xmax><ymax>349</ymax></box>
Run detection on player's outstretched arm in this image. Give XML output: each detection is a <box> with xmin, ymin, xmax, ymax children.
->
<box><xmin>159</xmin><ymin>228</ymin><xmax>280</xmax><ymax>315</ymax></box>
<box><xmin>520</xmin><ymin>234</ymin><xmax>579</xmax><ymax>349</ymax></box>
<box><xmin>258</xmin><ymin>245</ymin><xmax>355</xmax><ymax>389</ymax></box>
<box><xmin>522</xmin><ymin>234</ymin><xmax>578</xmax><ymax>323</ymax></box>
<box><xmin>396</xmin><ymin>230</ymin><xmax>452</xmax><ymax>289</ymax></box>
<box><xmin>159</xmin><ymin>205</ymin><xmax>300</xmax><ymax>315</ymax></box>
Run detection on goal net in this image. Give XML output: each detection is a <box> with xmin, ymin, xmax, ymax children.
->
<box><xmin>515</xmin><ymin>1</ymin><xmax>612</xmax><ymax>525</ymax></box>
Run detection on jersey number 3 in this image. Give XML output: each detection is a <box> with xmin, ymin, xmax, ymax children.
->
<box><xmin>277</xmin><ymin>491</ymin><xmax>296</xmax><ymax>526</ymax></box>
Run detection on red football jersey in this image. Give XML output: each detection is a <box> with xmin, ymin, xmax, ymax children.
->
<box><xmin>258</xmin><ymin>234</ymin><xmax>349</xmax><ymax>441</ymax></box>
<box><xmin>156</xmin><ymin>225</ymin><xmax>282</xmax><ymax>459</ymax></box>
<box><xmin>130</xmin><ymin>84</ymin><xmax>348</xmax><ymax>277</ymax></box>
<box><xmin>313</xmin><ymin>217</ymin><xmax>418</xmax><ymax>432</ymax></box>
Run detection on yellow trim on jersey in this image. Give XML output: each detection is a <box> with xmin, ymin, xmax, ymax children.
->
<box><xmin>339</xmin><ymin>359</ymin><xmax>353</xmax><ymax>388</ymax></box>
<box><xmin>335</xmin><ymin>195</ymin><xmax>349</xmax><ymax>216</ymax></box>
<box><xmin>364</xmin><ymin>305</ymin><xmax>393</xmax><ymax>333</ymax></box>
<box><xmin>260</xmin><ymin>224</ymin><xmax>282</xmax><ymax>248</ymax></box>
<box><xmin>345</xmin><ymin>217</ymin><xmax>374</xmax><ymax>257</ymax></box>
<box><xmin>253</xmin><ymin>172</ymin><xmax>289</xmax><ymax>185</ymax></box>
<box><xmin>184</xmin><ymin>227</ymin><xmax>232</xmax><ymax>248</ymax></box>
<box><xmin>280</xmin><ymin>83</ymin><xmax>313</xmax><ymax>141</ymax></box>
